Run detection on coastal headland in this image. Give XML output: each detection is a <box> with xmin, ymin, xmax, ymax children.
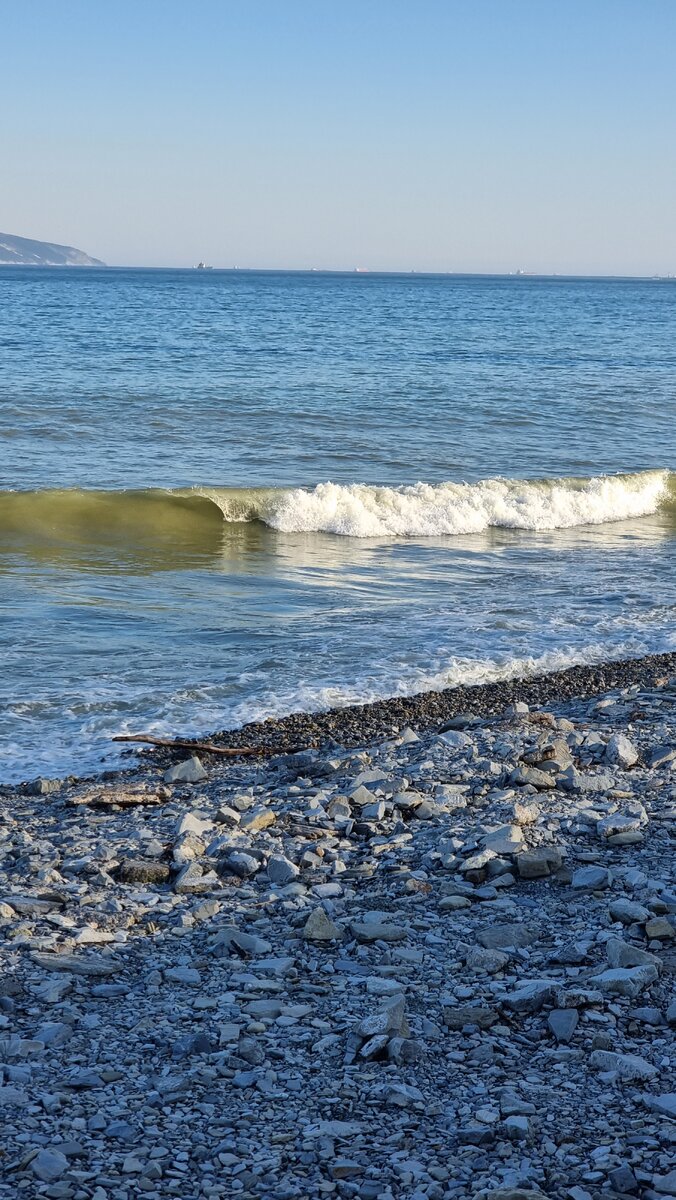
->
<box><xmin>1</xmin><ymin>651</ymin><xmax>675</xmax><ymax>1198</ymax></box>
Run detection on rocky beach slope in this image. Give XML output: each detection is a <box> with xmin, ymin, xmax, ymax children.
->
<box><xmin>1</xmin><ymin>654</ymin><xmax>675</xmax><ymax>1200</ymax></box>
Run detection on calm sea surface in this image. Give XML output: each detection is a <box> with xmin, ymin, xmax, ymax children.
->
<box><xmin>0</xmin><ymin>268</ymin><xmax>674</xmax><ymax>780</ymax></box>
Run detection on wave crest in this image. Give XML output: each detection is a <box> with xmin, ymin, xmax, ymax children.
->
<box><xmin>0</xmin><ymin>470</ymin><xmax>670</xmax><ymax>542</ymax></box>
<box><xmin>204</xmin><ymin>470</ymin><xmax>671</xmax><ymax>537</ymax></box>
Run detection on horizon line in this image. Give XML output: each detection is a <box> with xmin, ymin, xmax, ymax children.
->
<box><xmin>1</xmin><ymin>263</ymin><xmax>675</xmax><ymax>281</ymax></box>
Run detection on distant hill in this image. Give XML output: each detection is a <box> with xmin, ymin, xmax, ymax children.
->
<box><xmin>0</xmin><ymin>232</ymin><xmax>105</xmax><ymax>266</ymax></box>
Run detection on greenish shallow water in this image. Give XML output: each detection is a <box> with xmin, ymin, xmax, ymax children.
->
<box><xmin>0</xmin><ymin>268</ymin><xmax>674</xmax><ymax>780</ymax></box>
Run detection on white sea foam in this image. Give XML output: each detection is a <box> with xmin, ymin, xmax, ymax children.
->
<box><xmin>207</xmin><ymin>470</ymin><xmax>669</xmax><ymax>537</ymax></box>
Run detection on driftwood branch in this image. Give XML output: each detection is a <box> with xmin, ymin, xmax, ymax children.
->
<box><xmin>112</xmin><ymin>734</ymin><xmax>264</xmax><ymax>757</ymax></box>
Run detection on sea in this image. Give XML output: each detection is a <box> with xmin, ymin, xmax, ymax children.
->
<box><xmin>1</xmin><ymin>267</ymin><xmax>674</xmax><ymax>782</ymax></box>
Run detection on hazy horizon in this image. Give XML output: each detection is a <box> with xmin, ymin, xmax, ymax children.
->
<box><xmin>3</xmin><ymin>0</ymin><xmax>676</xmax><ymax>275</ymax></box>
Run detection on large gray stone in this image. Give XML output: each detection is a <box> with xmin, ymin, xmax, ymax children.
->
<box><xmin>589</xmin><ymin>1049</ymin><xmax>658</xmax><ymax>1080</ymax></box>
<box><xmin>604</xmin><ymin>733</ymin><xmax>639</xmax><ymax>768</ymax></box>
<box><xmin>560</xmin><ymin>767</ymin><xmax>616</xmax><ymax>793</ymax></box>
<box><xmin>118</xmin><ymin>857</ymin><xmax>170</xmax><ymax>885</ymax></box>
<box><xmin>516</xmin><ymin>847</ymin><xmax>563</xmax><ymax>878</ymax></box>
<box><xmin>589</xmin><ymin>965</ymin><xmax>658</xmax><ymax>998</ymax></box>
<box><xmin>652</xmin><ymin>1171</ymin><xmax>676</xmax><ymax>1195</ymax></box>
<box><xmin>502</xmin><ymin>980</ymin><xmax>556</xmax><ymax>1014</ymax></box>
<box><xmin>646</xmin><ymin>1093</ymin><xmax>676</xmax><ymax>1119</ymax></box>
<box><xmin>164</xmin><ymin>756</ymin><xmax>207</xmax><ymax>784</ymax></box>
<box><xmin>609</xmin><ymin>898</ymin><xmax>651</xmax><ymax>925</ymax></box>
<box><xmin>571</xmin><ymin>865</ymin><xmax>611</xmax><ymax>890</ymax></box>
<box><xmin>267</xmin><ymin>855</ymin><xmax>299</xmax><ymax>884</ymax></box>
<box><xmin>303</xmin><ymin>907</ymin><xmax>341</xmax><ymax>941</ymax></box>
<box><xmin>606</xmin><ymin>937</ymin><xmax>661</xmax><ymax>970</ymax></box>
<box><xmin>548</xmin><ymin>1008</ymin><xmax>579</xmax><ymax>1042</ymax></box>
<box><xmin>31</xmin><ymin>1148</ymin><xmax>69</xmax><ymax>1182</ymax></box>
<box><xmin>510</xmin><ymin>766</ymin><xmax>556</xmax><ymax>790</ymax></box>
<box><xmin>477</xmin><ymin>922</ymin><xmax>538</xmax><ymax>950</ymax></box>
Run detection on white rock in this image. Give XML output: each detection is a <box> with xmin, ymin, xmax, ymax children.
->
<box><xmin>176</xmin><ymin>810</ymin><xmax>213</xmax><ymax>837</ymax></box>
<box><xmin>164</xmin><ymin>756</ymin><xmax>207</xmax><ymax>784</ymax></box>
<box><xmin>482</xmin><ymin>824</ymin><xmax>524</xmax><ymax>855</ymax></box>
<box><xmin>604</xmin><ymin>733</ymin><xmax>639</xmax><ymax>768</ymax></box>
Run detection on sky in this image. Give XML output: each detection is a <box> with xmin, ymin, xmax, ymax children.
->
<box><xmin>2</xmin><ymin>0</ymin><xmax>676</xmax><ymax>274</ymax></box>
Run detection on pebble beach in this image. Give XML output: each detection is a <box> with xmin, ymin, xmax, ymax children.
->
<box><xmin>2</xmin><ymin>653</ymin><xmax>675</xmax><ymax>1200</ymax></box>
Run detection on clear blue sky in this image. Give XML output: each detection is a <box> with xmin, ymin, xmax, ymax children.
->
<box><xmin>3</xmin><ymin>0</ymin><xmax>676</xmax><ymax>273</ymax></box>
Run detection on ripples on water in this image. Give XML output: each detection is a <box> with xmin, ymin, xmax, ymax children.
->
<box><xmin>0</xmin><ymin>268</ymin><xmax>674</xmax><ymax>779</ymax></box>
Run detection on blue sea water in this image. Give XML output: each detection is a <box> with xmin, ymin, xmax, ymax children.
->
<box><xmin>0</xmin><ymin>267</ymin><xmax>674</xmax><ymax>779</ymax></box>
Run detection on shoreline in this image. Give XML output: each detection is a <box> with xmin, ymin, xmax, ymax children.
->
<box><xmin>125</xmin><ymin>649</ymin><xmax>676</xmax><ymax>770</ymax></box>
<box><xmin>5</xmin><ymin>650</ymin><xmax>675</xmax><ymax>792</ymax></box>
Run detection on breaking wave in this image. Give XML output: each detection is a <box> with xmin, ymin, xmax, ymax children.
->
<box><xmin>0</xmin><ymin>469</ymin><xmax>672</xmax><ymax>542</ymax></box>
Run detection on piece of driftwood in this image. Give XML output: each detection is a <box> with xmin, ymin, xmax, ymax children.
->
<box><xmin>112</xmin><ymin>733</ymin><xmax>264</xmax><ymax>757</ymax></box>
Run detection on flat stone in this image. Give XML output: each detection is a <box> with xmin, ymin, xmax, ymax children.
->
<box><xmin>477</xmin><ymin>922</ymin><xmax>538</xmax><ymax>950</ymax></box>
<box><xmin>331</xmin><ymin>1161</ymin><xmax>364</xmax><ymax>1180</ymax></box>
<box><xmin>239</xmin><ymin>806</ymin><xmax>276</xmax><ymax>832</ymax></box>
<box><xmin>383</xmin><ymin>1082</ymin><xmax>424</xmax><ymax>1107</ymax></box>
<box><xmin>652</xmin><ymin>1172</ymin><xmax>676</xmax><ymax>1195</ymax></box>
<box><xmin>175</xmin><ymin>862</ymin><xmax>217</xmax><ymax>894</ymax></box>
<box><xmin>438</xmin><ymin>729</ymin><xmax>473</xmax><ymax>749</ymax></box>
<box><xmin>443</xmin><ymin>1005</ymin><xmax>499</xmax><ymax>1030</ymax></box>
<box><xmin>440</xmin><ymin>894</ymin><xmax>472</xmax><ymax>911</ymax></box>
<box><xmin>350</xmin><ymin>785</ymin><xmax>377</xmax><ymax>806</ymax></box>
<box><xmin>606</xmin><ymin>937</ymin><xmax>661</xmax><ymax>970</ymax></box>
<box><xmin>31</xmin><ymin>953</ymin><xmax>117</xmax><ymax>977</ymax></box>
<box><xmin>502</xmin><ymin>980</ymin><xmax>556</xmax><ymax>1014</ymax></box>
<box><xmin>646</xmin><ymin>1093</ymin><xmax>676</xmax><ymax>1119</ymax></box>
<box><xmin>176</xmin><ymin>811</ymin><xmax>213</xmax><ymax>837</ymax></box>
<box><xmin>351</xmin><ymin>921</ymin><xmax>408</xmax><ymax>942</ymax></box>
<box><xmin>560</xmin><ymin>767</ymin><xmax>616</xmax><ymax>793</ymax></box>
<box><xmin>589</xmin><ymin>965</ymin><xmax>658</xmax><ymax>998</ymax></box>
<box><xmin>589</xmin><ymin>1049</ymin><xmax>658</xmax><ymax>1080</ymax></box>
<box><xmin>25</xmin><ymin>777</ymin><xmax>62</xmax><ymax>795</ymax></box>
<box><xmin>510</xmin><ymin>766</ymin><xmax>556</xmax><ymax>790</ymax></box>
<box><xmin>609</xmin><ymin>899</ymin><xmax>652</xmax><ymax>925</ymax></box>
<box><xmin>607</xmin><ymin>830</ymin><xmax>644</xmax><ymax>846</ymax></box>
<box><xmin>460</xmin><ymin>848</ymin><xmax>496</xmax><ymax>873</ymax></box>
<box><xmin>164</xmin><ymin>966</ymin><xmax>201</xmax><ymax>986</ymax></box>
<box><xmin>118</xmin><ymin>858</ymin><xmax>170</xmax><ymax>885</ymax></box>
<box><xmin>0</xmin><ymin>1086</ymin><xmax>29</xmax><ymax>1106</ymax></box>
<box><xmin>647</xmin><ymin>745</ymin><xmax>676</xmax><ymax>769</ymax></box>
<box><xmin>571</xmin><ymin>865</ymin><xmax>611</xmax><ymax>890</ymax></box>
